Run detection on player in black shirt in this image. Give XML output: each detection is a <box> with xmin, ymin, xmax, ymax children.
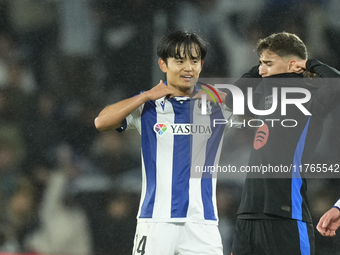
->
<box><xmin>226</xmin><ymin>32</ymin><xmax>340</xmax><ymax>255</ymax></box>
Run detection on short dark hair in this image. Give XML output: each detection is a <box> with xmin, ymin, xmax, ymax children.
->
<box><xmin>256</xmin><ymin>32</ymin><xmax>308</xmax><ymax>60</ymax></box>
<box><xmin>157</xmin><ymin>30</ymin><xmax>208</xmax><ymax>64</ymax></box>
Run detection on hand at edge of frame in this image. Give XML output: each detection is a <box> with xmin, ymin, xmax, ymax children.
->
<box><xmin>316</xmin><ymin>207</ymin><xmax>340</xmax><ymax>237</ymax></box>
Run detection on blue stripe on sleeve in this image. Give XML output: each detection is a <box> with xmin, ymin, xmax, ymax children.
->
<box><xmin>139</xmin><ymin>101</ymin><xmax>157</xmax><ymax>218</ymax></box>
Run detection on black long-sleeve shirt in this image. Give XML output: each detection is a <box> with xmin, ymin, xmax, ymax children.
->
<box><xmin>226</xmin><ymin>60</ymin><xmax>340</xmax><ymax>222</ymax></box>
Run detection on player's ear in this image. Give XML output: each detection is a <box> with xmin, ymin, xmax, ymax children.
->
<box><xmin>158</xmin><ymin>58</ymin><xmax>167</xmax><ymax>73</ymax></box>
<box><xmin>201</xmin><ymin>60</ymin><xmax>204</xmax><ymax>69</ymax></box>
<box><xmin>288</xmin><ymin>60</ymin><xmax>296</xmax><ymax>73</ymax></box>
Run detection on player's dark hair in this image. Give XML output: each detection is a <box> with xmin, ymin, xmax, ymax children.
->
<box><xmin>256</xmin><ymin>32</ymin><xmax>308</xmax><ymax>59</ymax></box>
<box><xmin>157</xmin><ymin>30</ymin><xmax>208</xmax><ymax>64</ymax></box>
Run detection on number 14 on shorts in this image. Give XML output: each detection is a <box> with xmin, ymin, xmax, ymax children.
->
<box><xmin>134</xmin><ymin>235</ymin><xmax>147</xmax><ymax>255</ymax></box>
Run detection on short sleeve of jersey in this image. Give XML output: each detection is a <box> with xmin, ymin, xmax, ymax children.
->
<box><xmin>116</xmin><ymin>103</ymin><xmax>144</xmax><ymax>134</ymax></box>
<box><xmin>335</xmin><ymin>199</ymin><xmax>340</xmax><ymax>209</ymax></box>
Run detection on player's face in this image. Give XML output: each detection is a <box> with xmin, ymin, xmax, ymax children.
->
<box><xmin>159</xmin><ymin>45</ymin><xmax>202</xmax><ymax>94</ymax></box>
<box><xmin>258</xmin><ymin>49</ymin><xmax>291</xmax><ymax>77</ymax></box>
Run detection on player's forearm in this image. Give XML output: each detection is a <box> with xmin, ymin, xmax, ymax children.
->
<box><xmin>94</xmin><ymin>92</ymin><xmax>149</xmax><ymax>131</ymax></box>
<box><xmin>306</xmin><ymin>59</ymin><xmax>340</xmax><ymax>78</ymax></box>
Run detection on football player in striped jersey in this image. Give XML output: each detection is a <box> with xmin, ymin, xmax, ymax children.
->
<box><xmin>95</xmin><ymin>30</ymin><xmax>237</xmax><ymax>255</ymax></box>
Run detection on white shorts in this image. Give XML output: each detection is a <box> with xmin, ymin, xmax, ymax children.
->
<box><xmin>132</xmin><ymin>222</ymin><xmax>223</xmax><ymax>255</ymax></box>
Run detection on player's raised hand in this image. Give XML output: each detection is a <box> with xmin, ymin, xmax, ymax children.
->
<box><xmin>291</xmin><ymin>60</ymin><xmax>307</xmax><ymax>74</ymax></box>
<box><xmin>192</xmin><ymin>84</ymin><xmax>209</xmax><ymax>100</ymax></box>
<box><xmin>145</xmin><ymin>80</ymin><xmax>176</xmax><ymax>100</ymax></box>
<box><xmin>95</xmin><ymin>80</ymin><xmax>173</xmax><ymax>131</ymax></box>
<box><xmin>316</xmin><ymin>207</ymin><xmax>340</xmax><ymax>237</ymax></box>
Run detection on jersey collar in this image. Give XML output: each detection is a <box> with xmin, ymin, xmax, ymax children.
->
<box><xmin>163</xmin><ymin>81</ymin><xmax>192</xmax><ymax>101</ymax></box>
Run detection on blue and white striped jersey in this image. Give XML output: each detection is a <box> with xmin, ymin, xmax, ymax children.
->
<box><xmin>119</xmin><ymin>94</ymin><xmax>238</xmax><ymax>224</ymax></box>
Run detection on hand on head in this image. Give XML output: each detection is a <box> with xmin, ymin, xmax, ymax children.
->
<box><xmin>291</xmin><ymin>60</ymin><xmax>308</xmax><ymax>74</ymax></box>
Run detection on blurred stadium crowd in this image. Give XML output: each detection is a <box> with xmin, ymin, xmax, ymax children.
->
<box><xmin>0</xmin><ymin>0</ymin><xmax>339</xmax><ymax>254</ymax></box>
